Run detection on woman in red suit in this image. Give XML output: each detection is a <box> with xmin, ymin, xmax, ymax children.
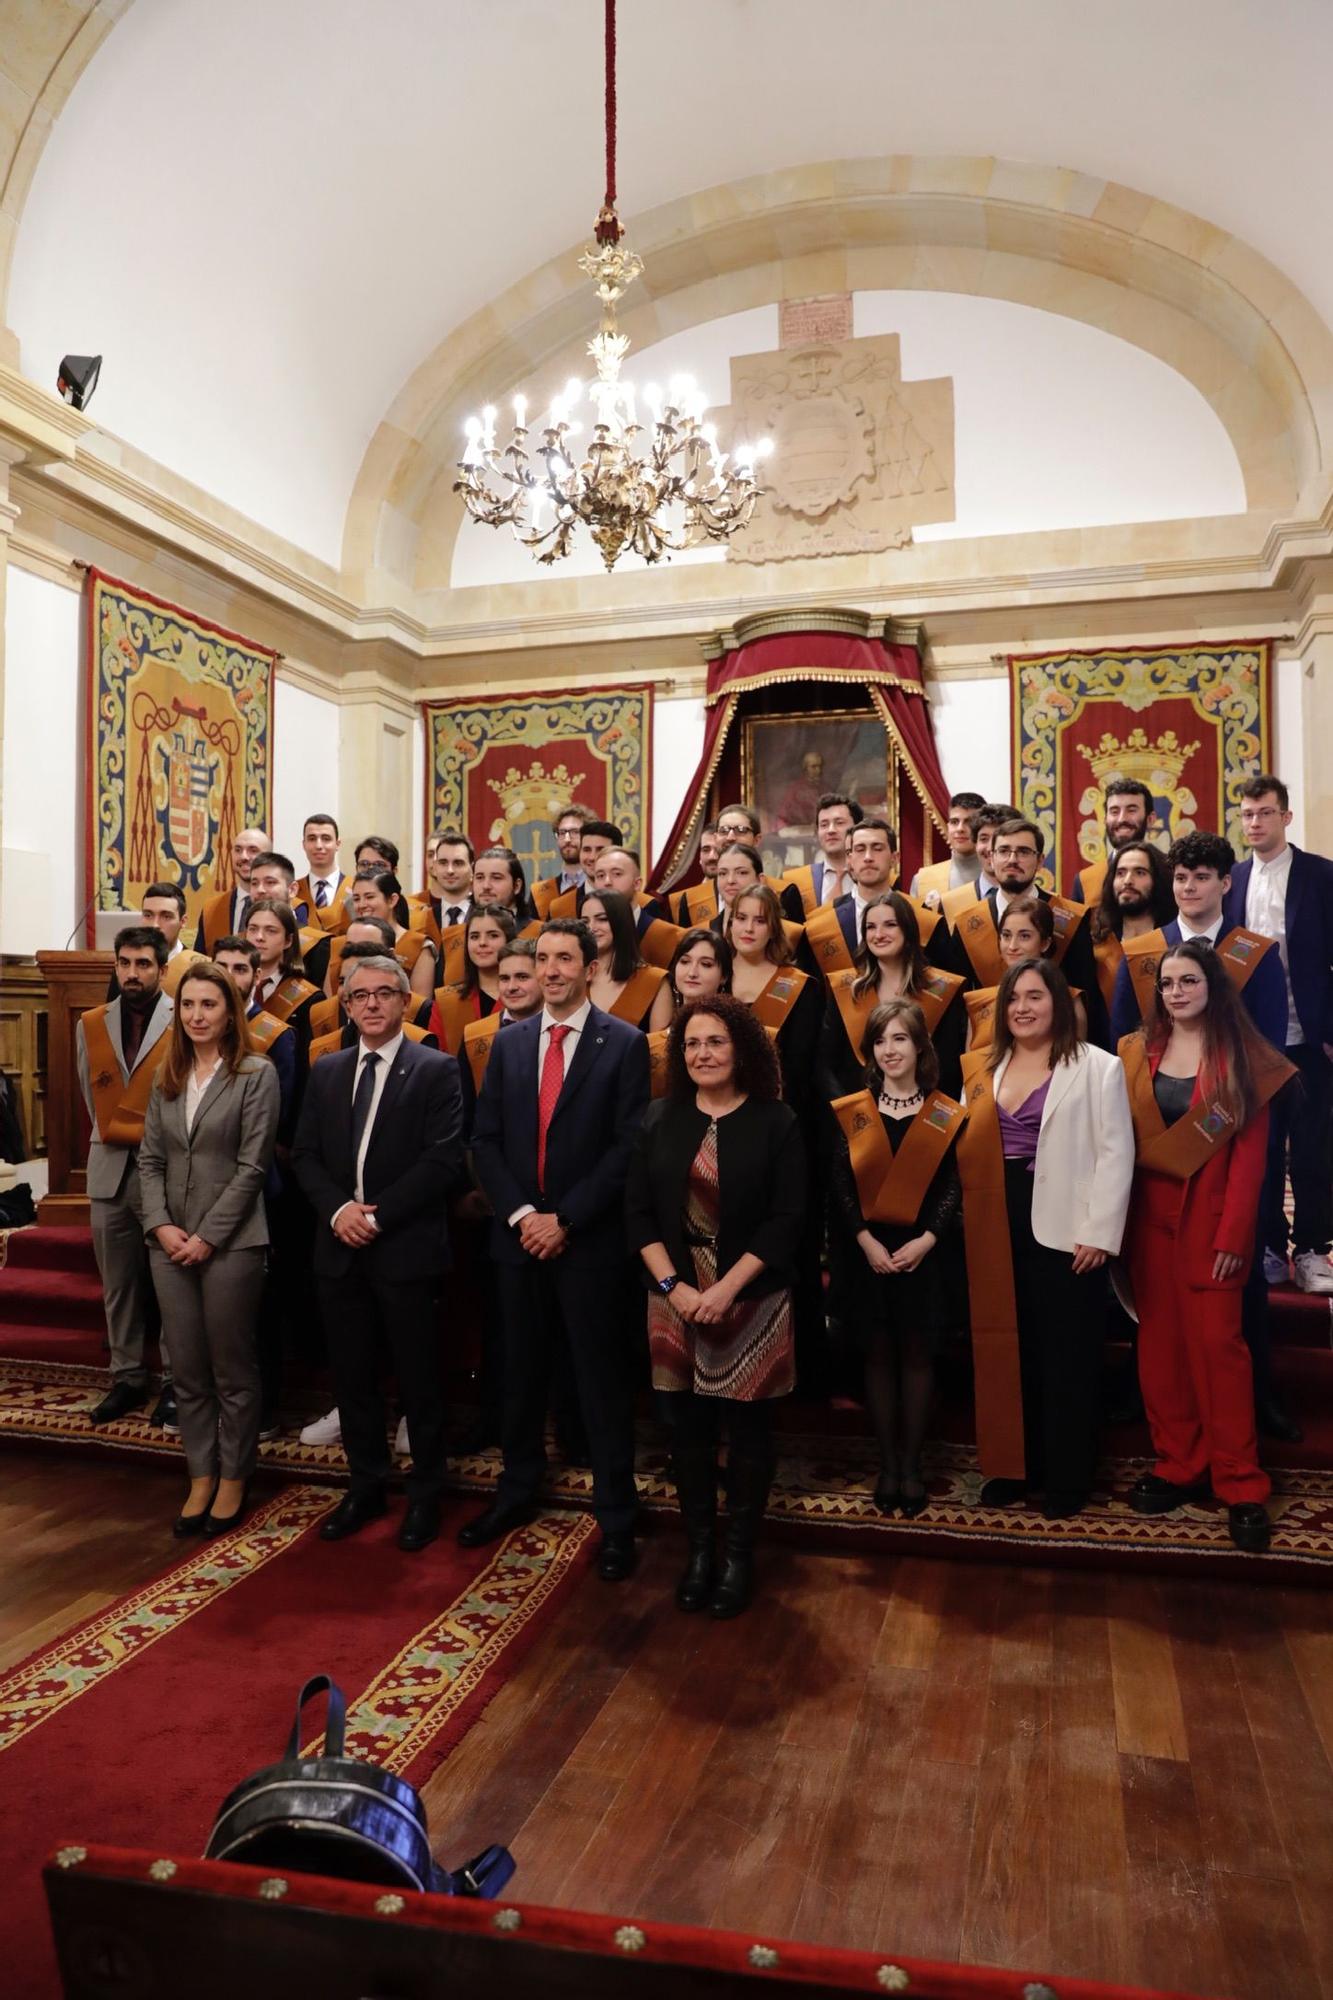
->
<box><xmin>1121</xmin><ymin>937</ymin><xmax>1293</xmax><ymax>1553</ymax></box>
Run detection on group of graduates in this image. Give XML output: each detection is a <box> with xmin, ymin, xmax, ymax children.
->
<box><xmin>73</xmin><ymin>773</ymin><xmax>1332</xmax><ymax>1609</ymax></box>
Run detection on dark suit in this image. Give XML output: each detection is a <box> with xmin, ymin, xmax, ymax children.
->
<box><xmin>292</xmin><ymin>1037</ymin><xmax>463</xmax><ymax>1500</ymax></box>
<box><xmin>472</xmin><ymin>1005</ymin><xmax>650</xmax><ymax>1534</ymax></box>
<box><xmin>1108</xmin><ymin>917</ymin><xmax>1289</xmax><ymax>1048</ymax></box>
<box><xmin>943</xmin><ymin>886</ymin><xmax>1106</xmax><ymax>1042</ymax></box>
<box><xmin>1225</xmin><ymin>848</ymin><xmax>1333</xmax><ymax>1259</ymax></box>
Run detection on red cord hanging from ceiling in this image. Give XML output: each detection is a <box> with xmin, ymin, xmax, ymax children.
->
<box><xmin>595</xmin><ymin>0</ymin><xmax>622</xmax><ymax>245</ymax></box>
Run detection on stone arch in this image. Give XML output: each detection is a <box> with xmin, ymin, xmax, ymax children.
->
<box><xmin>342</xmin><ymin>158</ymin><xmax>1333</xmax><ymax>594</ymax></box>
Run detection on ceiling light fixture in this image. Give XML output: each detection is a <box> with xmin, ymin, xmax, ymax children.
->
<box><xmin>455</xmin><ymin>0</ymin><xmax>771</xmax><ymax>571</ymax></box>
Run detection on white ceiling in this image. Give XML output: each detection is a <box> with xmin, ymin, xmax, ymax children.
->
<box><xmin>9</xmin><ymin>0</ymin><xmax>1332</xmax><ymax>566</ymax></box>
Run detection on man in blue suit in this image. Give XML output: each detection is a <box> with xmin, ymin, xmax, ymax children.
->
<box><xmin>1227</xmin><ymin>775</ymin><xmax>1333</xmax><ymax>1298</ymax></box>
<box><xmin>1109</xmin><ymin>829</ymin><xmax>1295</xmax><ymax>1438</ymax></box>
<box><xmin>462</xmin><ymin>918</ymin><xmax>651</xmax><ymax>1579</ymax></box>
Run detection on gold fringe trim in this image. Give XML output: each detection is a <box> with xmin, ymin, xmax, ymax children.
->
<box><xmin>704</xmin><ymin>665</ymin><xmax>930</xmax><ymax>708</ymax></box>
<box><xmin>657</xmin><ymin>698</ymin><xmax>742</xmax><ymax>889</ymax></box>
<box><xmin>869</xmin><ymin>687</ymin><xmax>949</xmax><ymax>840</ymax></box>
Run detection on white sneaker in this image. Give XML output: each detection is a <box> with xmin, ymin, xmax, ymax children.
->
<box><xmin>299</xmin><ymin>1407</ymin><xmax>342</xmax><ymax>1447</ymax></box>
<box><xmin>1263</xmin><ymin>1248</ymin><xmax>1290</xmax><ymax>1286</ymax></box>
<box><xmin>1294</xmin><ymin>1250</ymin><xmax>1333</xmax><ymax>1296</ymax></box>
<box><xmin>394</xmin><ymin>1415</ymin><xmax>411</xmax><ymax>1457</ymax></box>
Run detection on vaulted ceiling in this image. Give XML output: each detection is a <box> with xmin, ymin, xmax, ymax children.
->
<box><xmin>5</xmin><ymin>0</ymin><xmax>1333</xmax><ymax>567</ymax></box>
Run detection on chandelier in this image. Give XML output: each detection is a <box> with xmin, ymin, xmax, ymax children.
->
<box><xmin>454</xmin><ymin>0</ymin><xmax>772</xmax><ymax>571</ymax></box>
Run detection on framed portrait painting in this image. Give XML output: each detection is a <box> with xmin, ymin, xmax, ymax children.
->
<box><xmin>740</xmin><ymin>709</ymin><xmax>892</xmax><ymax>873</ymax></box>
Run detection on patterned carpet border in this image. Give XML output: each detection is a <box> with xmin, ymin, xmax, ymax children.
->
<box><xmin>3</xmin><ymin>1357</ymin><xmax>1332</xmax><ymax>1583</ymax></box>
<box><xmin>0</xmin><ymin>1485</ymin><xmax>338</xmax><ymax>1758</ymax></box>
<box><xmin>302</xmin><ymin>1512</ymin><xmax>596</xmax><ymax>1780</ymax></box>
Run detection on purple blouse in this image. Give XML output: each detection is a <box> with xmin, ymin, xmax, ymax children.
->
<box><xmin>998</xmin><ymin>1074</ymin><xmax>1051</xmax><ymax>1170</ymax></box>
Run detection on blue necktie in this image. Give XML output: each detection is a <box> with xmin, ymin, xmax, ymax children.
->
<box><xmin>315</xmin><ymin>880</ymin><xmax>329</xmax><ymax>909</ymax></box>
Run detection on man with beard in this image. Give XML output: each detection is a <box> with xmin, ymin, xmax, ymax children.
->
<box><xmin>79</xmin><ymin>927</ymin><xmax>176</xmax><ymax>1427</ymax></box>
<box><xmin>673</xmin><ymin>820</ymin><xmax>723</xmax><ymax>927</ymax></box>
<box><xmin>531</xmin><ymin>805</ymin><xmax>594</xmax><ymax>920</ymax></box>
<box><xmin>1071</xmin><ymin>777</ymin><xmax>1156</xmax><ymax>904</ymax></box>
<box><xmin>1086</xmin><ymin>841</ymin><xmax>1177</xmax><ymax>1016</ymax></box>
<box><xmin>194</xmin><ymin>827</ymin><xmax>270</xmax><ymax>952</ymax></box>
<box><xmin>944</xmin><ymin>815</ymin><xmax>1103</xmax><ymax>1036</ymax></box>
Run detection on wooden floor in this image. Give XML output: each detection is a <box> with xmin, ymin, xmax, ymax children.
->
<box><xmin>6</xmin><ymin>1449</ymin><xmax>1333</xmax><ymax>1998</ymax></box>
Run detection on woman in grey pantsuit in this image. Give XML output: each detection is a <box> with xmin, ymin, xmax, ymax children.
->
<box><xmin>139</xmin><ymin>963</ymin><xmax>280</xmax><ymax>1536</ymax></box>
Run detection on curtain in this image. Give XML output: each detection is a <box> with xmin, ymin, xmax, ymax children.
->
<box><xmin>650</xmin><ymin>629</ymin><xmax>949</xmax><ymax>891</ymax></box>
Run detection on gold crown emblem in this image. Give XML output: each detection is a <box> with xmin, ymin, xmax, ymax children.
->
<box><xmin>485</xmin><ymin>761</ymin><xmax>585</xmax><ymax>826</ymax></box>
<box><xmin>1076</xmin><ymin>727</ymin><xmax>1199</xmax><ymax>791</ymax></box>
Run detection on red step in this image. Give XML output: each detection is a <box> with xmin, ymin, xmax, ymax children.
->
<box><xmin>3</xmin><ymin>1225</ymin><xmax>99</xmax><ymax>1277</ymax></box>
<box><xmin>0</xmin><ymin>1265</ymin><xmax>105</xmax><ymax>1332</ymax></box>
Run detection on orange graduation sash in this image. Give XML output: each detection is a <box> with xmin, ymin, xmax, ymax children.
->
<box><xmin>406</xmin><ymin>901</ymin><xmax>443</xmax><ymax>953</ymax></box>
<box><xmin>956</xmin><ymin>902</ymin><xmax>1005</xmax><ymax>987</ymax></box>
<box><xmin>433</xmin><ymin>985</ymin><xmax>481</xmax><ymax>1056</ymax></box>
<box><xmin>680</xmin><ymin>880</ymin><xmax>718</xmax><ymax>927</ymax></box>
<box><xmin>462</xmin><ymin>1011</ymin><xmax>504</xmax><ymax>1095</ymax></box>
<box><xmin>748</xmin><ymin>966</ymin><xmax>811</xmax><ymax>1035</ymax></box>
<box><xmin>1046</xmin><ymin>896</ymin><xmax>1088</xmax><ymax>968</ymax></box>
<box><xmin>1076</xmin><ymin>858</ymin><xmax>1109</xmax><ymax>907</ymax></box>
<box><xmin>530</xmin><ymin>876</ymin><xmax>562</xmax><ymax>921</ymax></box>
<box><xmin>310</xmin><ymin>1019</ymin><xmax>434</xmax><ymax>1067</ymax></box>
<box><xmin>831</xmin><ymin>1088</ymin><xmax>965</xmax><ymax>1227</ymax></box>
<box><xmin>804</xmin><ymin>903</ymin><xmax>855</xmax><ymax>978</ymax></box>
<box><xmin>309</xmin><ymin>994</ymin><xmax>340</xmax><ymax>1039</ymax></box>
<box><xmin>1119</xmin><ymin>1033</ymin><xmax>1295</xmax><ymax>1180</ymax></box>
<box><xmin>246</xmin><ymin>1012</ymin><xmax>292</xmax><ymax>1057</ymax></box>
<box><xmin>941</xmin><ymin>880</ymin><xmax>984</xmax><ymax>931</ymax></box>
<box><xmin>830</xmin><ymin>966</ymin><xmax>963</xmax><ymax>1062</ymax></box>
<box><xmin>1091</xmin><ymin>929</ymin><xmax>1124</xmax><ymax>1013</ymax></box>
<box><xmin>295</xmin><ymin>878</ymin><xmax>351</xmax><ymax>934</ymax></box>
<box><xmin>261</xmin><ymin>975</ymin><xmax>320</xmax><ymax>1024</ymax></box>
<box><xmin>81</xmin><ymin>1006</ymin><xmax>169</xmax><ymax>1147</ymax></box>
<box><xmin>548</xmin><ymin>888</ymin><xmax>579</xmax><ymax>920</ymax></box>
<box><xmin>327</xmin><ymin>929</ymin><xmax>428</xmax><ymax>992</ymax></box>
<box><xmin>780</xmin><ymin>865</ymin><xmax>819</xmax><ymax>917</ymax></box>
<box><xmin>606</xmin><ymin>964</ymin><xmax>666</xmax><ymax>1027</ymax></box>
<box><xmin>647</xmin><ymin>1027</ymin><xmax>670</xmax><ymax>1100</ymax></box>
<box><xmin>955</xmin><ymin>1050</ymin><xmax>1028</xmax><ymax>1482</ymax></box>
<box><xmin>1124</xmin><ymin>925</ymin><xmax>1276</xmax><ymax>1023</ymax></box>
<box><xmin>638</xmin><ymin>917</ymin><xmax>686</xmax><ymax>972</ymax></box>
<box><xmin>914</xmin><ymin>859</ymin><xmax>954</xmax><ymax>904</ymax></box>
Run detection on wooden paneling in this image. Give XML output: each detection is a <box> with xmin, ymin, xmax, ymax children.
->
<box><xmin>0</xmin><ymin>957</ymin><xmax>47</xmax><ymax>1162</ymax></box>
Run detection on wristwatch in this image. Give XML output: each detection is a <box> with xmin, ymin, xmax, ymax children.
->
<box><xmin>657</xmin><ymin>1274</ymin><xmax>680</xmax><ymax>1296</ymax></box>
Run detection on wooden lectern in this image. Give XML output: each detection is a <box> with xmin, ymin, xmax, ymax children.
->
<box><xmin>36</xmin><ymin>949</ymin><xmax>113</xmax><ymax>1225</ymax></box>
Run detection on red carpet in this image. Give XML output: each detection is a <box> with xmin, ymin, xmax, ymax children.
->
<box><xmin>0</xmin><ymin>1485</ymin><xmax>594</xmax><ymax>2000</ymax></box>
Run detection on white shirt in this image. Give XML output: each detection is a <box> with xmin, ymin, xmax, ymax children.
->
<box><xmin>257</xmin><ymin>968</ymin><xmax>284</xmax><ymax>1005</ymax></box>
<box><xmin>351</xmin><ymin>1031</ymin><xmax>403</xmax><ymax>1202</ymax></box>
<box><xmin>1245</xmin><ymin>844</ymin><xmax>1301</xmax><ymax>1044</ymax></box>
<box><xmin>439</xmin><ymin>895</ymin><xmax>472</xmax><ymax>929</ymax></box>
<box><xmin>508</xmin><ymin>999</ymin><xmax>592</xmax><ymax>1227</ymax></box>
<box><xmin>309</xmin><ymin>872</ymin><xmax>341</xmax><ymax>910</ymax></box>
<box><xmin>184</xmin><ymin>1061</ymin><xmax>221</xmax><ymax>1135</ymax></box>
<box><xmin>1177</xmin><ymin>913</ymin><xmax>1224</xmax><ymax>946</ymax></box>
<box><xmin>819</xmin><ymin>858</ymin><xmax>848</xmax><ymax>906</ymax></box>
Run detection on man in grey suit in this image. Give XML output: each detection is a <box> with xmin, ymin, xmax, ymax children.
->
<box><xmin>76</xmin><ymin>926</ymin><xmax>175</xmax><ymax>1426</ymax></box>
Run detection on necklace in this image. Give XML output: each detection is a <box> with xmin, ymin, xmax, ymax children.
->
<box><xmin>879</xmin><ymin>1086</ymin><xmax>923</xmax><ymax>1110</ymax></box>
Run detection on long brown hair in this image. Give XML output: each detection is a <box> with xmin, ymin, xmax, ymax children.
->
<box><xmin>457</xmin><ymin>902</ymin><xmax>517</xmax><ymax>997</ymax></box>
<box><xmin>1144</xmin><ymin>937</ymin><xmax>1260</xmax><ymax>1126</ymax></box>
<box><xmin>862</xmin><ymin>997</ymin><xmax>940</xmax><ymax>1094</ymax></box>
<box><xmin>247</xmin><ymin>895</ymin><xmax>303</xmax><ymax>976</ymax></box>
<box><xmin>728</xmin><ymin>884</ymin><xmax>794</xmax><ymax>966</ymax></box>
<box><xmin>987</xmin><ymin>958</ymin><xmax>1082</xmax><ymax>1072</ymax></box>
<box><xmin>851</xmin><ymin>891</ymin><xmax>927</xmax><ymax>1003</ymax></box>
<box><xmin>997</xmin><ymin>895</ymin><xmax>1055</xmax><ymax>958</ymax></box>
<box><xmin>159</xmin><ymin>965</ymin><xmax>253</xmax><ymax>1100</ymax></box>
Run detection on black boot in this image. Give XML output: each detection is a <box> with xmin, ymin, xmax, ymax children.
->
<box><xmin>671</xmin><ymin>1444</ymin><xmax>719</xmax><ymax>1612</ymax></box>
<box><xmin>710</xmin><ymin>1448</ymin><xmax>773</xmax><ymax>1620</ymax></box>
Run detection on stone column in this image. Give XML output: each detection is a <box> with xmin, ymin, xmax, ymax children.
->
<box><xmin>337</xmin><ymin>672</ymin><xmax>420</xmax><ymax>878</ymax></box>
<box><xmin>1295</xmin><ymin>609</ymin><xmax>1333</xmax><ymax>855</ymax></box>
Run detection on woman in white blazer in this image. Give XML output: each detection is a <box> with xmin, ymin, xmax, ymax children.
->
<box><xmin>957</xmin><ymin>957</ymin><xmax>1134</xmax><ymax>1518</ymax></box>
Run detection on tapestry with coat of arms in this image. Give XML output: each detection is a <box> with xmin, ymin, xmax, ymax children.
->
<box><xmin>423</xmin><ymin>687</ymin><xmax>652</xmax><ymax>887</ymax></box>
<box><xmin>1009</xmin><ymin>641</ymin><xmax>1273</xmax><ymax>888</ymax></box>
<box><xmin>86</xmin><ymin>570</ymin><xmax>274</xmax><ymax>939</ymax></box>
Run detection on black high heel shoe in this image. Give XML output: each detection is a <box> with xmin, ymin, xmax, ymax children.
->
<box><xmin>898</xmin><ymin>1469</ymin><xmax>929</xmax><ymax>1519</ymax></box>
<box><xmin>204</xmin><ymin>1482</ymin><xmax>250</xmax><ymax>1536</ymax></box>
<box><xmin>174</xmin><ymin>1486</ymin><xmax>218</xmax><ymax>1538</ymax></box>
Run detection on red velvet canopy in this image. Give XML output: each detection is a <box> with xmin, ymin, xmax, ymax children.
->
<box><xmin>650</xmin><ymin>625</ymin><xmax>950</xmax><ymax>891</ymax></box>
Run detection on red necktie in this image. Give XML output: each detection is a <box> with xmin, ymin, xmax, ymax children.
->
<box><xmin>537</xmin><ymin>1024</ymin><xmax>571</xmax><ymax>1193</ymax></box>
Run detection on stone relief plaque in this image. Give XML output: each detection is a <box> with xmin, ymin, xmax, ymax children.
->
<box><xmin>722</xmin><ymin>331</ymin><xmax>955</xmax><ymax>564</ymax></box>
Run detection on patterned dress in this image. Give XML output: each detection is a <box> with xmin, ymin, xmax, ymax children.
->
<box><xmin>647</xmin><ymin>1119</ymin><xmax>794</xmax><ymax>1400</ymax></box>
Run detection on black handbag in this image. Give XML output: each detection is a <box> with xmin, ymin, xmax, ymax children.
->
<box><xmin>204</xmin><ymin>1675</ymin><xmax>514</xmax><ymax>1898</ymax></box>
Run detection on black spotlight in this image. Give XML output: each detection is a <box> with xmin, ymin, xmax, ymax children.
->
<box><xmin>56</xmin><ymin>354</ymin><xmax>101</xmax><ymax>410</ymax></box>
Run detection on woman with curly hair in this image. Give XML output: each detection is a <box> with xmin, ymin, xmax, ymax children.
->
<box><xmin>1121</xmin><ymin>937</ymin><xmax>1294</xmax><ymax>1552</ymax></box>
<box><xmin>625</xmin><ymin>994</ymin><xmax>805</xmax><ymax>1618</ymax></box>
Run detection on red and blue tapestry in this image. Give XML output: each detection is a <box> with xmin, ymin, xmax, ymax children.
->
<box><xmin>86</xmin><ymin>570</ymin><xmax>274</xmax><ymax>939</ymax></box>
<box><xmin>1010</xmin><ymin>641</ymin><xmax>1272</xmax><ymax>886</ymax></box>
<box><xmin>423</xmin><ymin>687</ymin><xmax>652</xmax><ymax>885</ymax></box>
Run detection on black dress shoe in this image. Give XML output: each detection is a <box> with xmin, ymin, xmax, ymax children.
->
<box><xmin>979</xmin><ymin>1477</ymin><xmax>1027</xmax><ymax>1508</ymax></box>
<box><xmin>872</xmin><ymin>1484</ymin><xmax>900</xmax><ymax>1515</ymax></box>
<box><xmin>456</xmin><ymin>1502</ymin><xmax>536</xmax><ymax>1549</ymax></box>
<box><xmin>89</xmin><ymin>1382</ymin><xmax>148</xmax><ymax>1425</ymax></box>
<box><xmin>899</xmin><ymin>1485</ymin><xmax>929</xmax><ymax>1520</ymax></box>
<box><xmin>1042</xmin><ymin>1490</ymin><xmax>1088</xmax><ymax>1521</ymax></box>
<box><xmin>1128</xmin><ymin>1473</ymin><xmax>1210</xmax><ymax>1515</ymax></box>
<box><xmin>1228</xmin><ymin>1502</ymin><xmax>1272</xmax><ymax>1553</ymax></box>
<box><xmin>397</xmin><ymin>1500</ymin><xmax>441</xmax><ymax>1552</ymax></box>
<box><xmin>1255</xmin><ymin>1398</ymin><xmax>1303</xmax><ymax>1444</ymax></box>
<box><xmin>319</xmin><ymin>1491</ymin><xmax>387</xmax><ymax>1542</ymax></box>
<box><xmin>147</xmin><ymin>1388</ymin><xmax>180</xmax><ymax>1435</ymax></box>
<box><xmin>596</xmin><ymin>1533</ymin><xmax>637</xmax><ymax>1582</ymax></box>
<box><xmin>173</xmin><ymin>1504</ymin><xmax>213</xmax><ymax>1538</ymax></box>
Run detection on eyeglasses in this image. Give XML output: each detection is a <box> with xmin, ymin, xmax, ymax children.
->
<box><xmin>683</xmin><ymin>1035</ymin><xmax>731</xmax><ymax>1053</ymax></box>
<box><xmin>346</xmin><ymin>987</ymin><xmax>404</xmax><ymax>1006</ymax></box>
<box><xmin>994</xmin><ymin>844</ymin><xmax>1039</xmax><ymax>861</ymax></box>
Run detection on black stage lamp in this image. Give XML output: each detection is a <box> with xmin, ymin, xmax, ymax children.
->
<box><xmin>56</xmin><ymin>353</ymin><xmax>101</xmax><ymax>410</ymax></box>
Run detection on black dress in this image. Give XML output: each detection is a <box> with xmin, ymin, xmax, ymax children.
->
<box><xmin>831</xmin><ymin>1109</ymin><xmax>962</xmax><ymax>1344</ymax></box>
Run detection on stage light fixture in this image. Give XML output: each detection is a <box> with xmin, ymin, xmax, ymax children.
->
<box><xmin>56</xmin><ymin>354</ymin><xmax>101</xmax><ymax>410</ymax></box>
